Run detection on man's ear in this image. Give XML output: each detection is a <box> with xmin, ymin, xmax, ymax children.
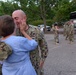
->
<box><xmin>23</xmin><ymin>15</ymin><xmax>27</xmax><ymax>22</ymax></box>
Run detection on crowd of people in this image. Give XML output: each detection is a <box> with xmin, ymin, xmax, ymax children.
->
<box><xmin>51</xmin><ymin>20</ymin><xmax>75</xmax><ymax>45</ymax></box>
<box><xmin>0</xmin><ymin>9</ymin><xmax>48</xmax><ymax>75</ymax></box>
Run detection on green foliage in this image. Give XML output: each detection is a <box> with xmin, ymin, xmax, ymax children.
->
<box><xmin>52</xmin><ymin>0</ymin><xmax>72</xmax><ymax>22</ymax></box>
<box><xmin>46</xmin><ymin>19</ymin><xmax>53</xmax><ymax>26</ymax></box>
<box><xmin>0</xmin><ymin>1</ymin><xmax>20</xmax><ymax>16</ymax></box>
<box><xmin>30</xmin><ymin>20</ymin><xmax>43</xmax><ymax>26</ymax></box>
<box><xmin>29</xmin><ymin>19</ymin><xmax>53</xmax><ymax>27</ymax></box>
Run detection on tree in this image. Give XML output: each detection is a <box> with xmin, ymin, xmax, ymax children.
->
<box><xmin>0</xmin><ymin>1</ymin><xmax>20</xmax><ymax>15</ymax></box>
<box><xmin>52</xmin><ymin>0</ymin><xmax>73</xmax><ymax>23</ymax></box>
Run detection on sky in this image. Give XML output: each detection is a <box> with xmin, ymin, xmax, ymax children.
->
<box><xmin>0</xmin><ymin>0</ymin><xmax>7</xmax><ymax>2</ymax></box>
<box><xmin>0</xmin><ymin>0</ymin><xmax>73</xmax><ymax>2</ymax></box>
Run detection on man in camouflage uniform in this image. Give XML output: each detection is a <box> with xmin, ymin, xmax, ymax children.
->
<box><xmin>63</xmin><ymin>21</ymin><xmax>69</xmax><ymax>40</ymax></box>
<box><xmin>63</xmin><ymin>22</ymin><xmax>67</xmax><ymax>36</ymax></box>
<box><xmin>12</xmin><ymin>10</ymin><xmax>48</xmax><ymax>75</ymax></box>
<box><xmin>0</xmin><ymin>42</ymin><xmax>12</xmax><ymax>75</ymax></box>
<box><xmin>68</xmin><ymin>20</ymin><xmax>74</xmax><ymax>44</ymax></box>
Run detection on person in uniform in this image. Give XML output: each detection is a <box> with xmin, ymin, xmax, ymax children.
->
<box><xmin>52</xmin><ymin>23</ymin><xmax>59</xmax><ymax>44</ymax></box>
<box><xmin>63</xmin><ymin>22</ymin><xmax>67</xmax><ymax>36</ymax></box>
<box><xmin>12</xmin><ymin>9</ymin><xmax>48</xmax><ymax>75</ymax></box>
<box><xmin>68</xmin><ymin>20</ymin><xmax>74</xmax><ymax>44</ymax></box>
<box><xmin>63</xmin><ymin>21</ymin><xmax>69</xmax><ymax>40</ymax></box>
<box><xmin>0</xmin><ymin>42</ymin><xmax>12</xmax><ymax>75</ymax></box>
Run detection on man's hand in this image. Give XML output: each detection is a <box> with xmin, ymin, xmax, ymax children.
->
<box><xmin>39</xmin><ymin>60</ymin><xmax>44</xmax><ymax>69</ymax></box>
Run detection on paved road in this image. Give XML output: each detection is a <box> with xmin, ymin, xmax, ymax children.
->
<box><xmin>43</xmin><ymin>34</ymin><xmax>76</xmax><ymax>75</ymax></box>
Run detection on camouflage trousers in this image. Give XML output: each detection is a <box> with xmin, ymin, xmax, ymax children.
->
<box><xmin>65</xmin><ymin>31</ymin><xmax>69</xmax><ymax>40</ymax></box>
<box><xmin>32</xmin><ymin>62</ymin><xmax>44</xmax><ymax>75</ymax></box>
<box><xmin>68</xmin><ymin>33</ymin><xmax>74</xmax><ymax>42</ymax></box>
<box><xmin>36</xmin><ymin>67</ymin><xmax>44</xmax><ymax>75</ymax></box>
<box><xmin>54</xmin><ymin>33</ymin><xmax>59</xmax><ymax>43</ymax></box>
<box><xmin>40</xmin><ymin>68</ymin><xmax>44</xmax><ymax>75</ymax></box>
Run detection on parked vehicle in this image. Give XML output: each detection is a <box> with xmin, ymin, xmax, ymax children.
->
<box><xmin>73</xmin><ymin>20</ymin><xmax>76</xmax><ymax>31</ymax></box>
<box><xmin>38</xmin><ymin>24</ymin><xmax>51</xmax><ymax>31</ymax></box>
<box><xmin>70</xmin><ymin>12</ymin><xmax>76</xmax><ymax>31</ymax></box>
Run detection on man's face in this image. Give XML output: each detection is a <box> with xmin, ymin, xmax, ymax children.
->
<box><xmin>12</xmin><ymin>12</ymin><xmax>24</xmax><ymax>28</ymax></box>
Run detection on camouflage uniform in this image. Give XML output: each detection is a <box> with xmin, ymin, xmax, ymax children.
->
<box><xmin>16</xmin><ymin>25</ymin><xmax>48</xmax><ymax>75</ymax></box>
<box><xmin>0</xmin><ymin>42</ymin><xmax>12</xmax><ymax>75</ymax></box>
<box><xmin>68</xmin><ymin>22</ymin><xmax>74</xmax><ymax>43</ymax></box>
<box><xmin>64</xmin><ymin>23</ymin><xmax>69</xmax><ymax>40</ymax></box>
<box><xmin>63</xmin><ymin>24</ymin><xmax>67</xmax><ymax>36</ymax></box>
<box><xmin>52</xmin><ymin>25</ymin><xmax>59</xmax><ymax>44</ymax></box>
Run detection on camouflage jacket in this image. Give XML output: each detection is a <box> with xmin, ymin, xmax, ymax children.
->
<box><xmin>0</xmin><ymin>41</ymin><xmax>12</xmax><ymax>74</ymax></box>
<box><xmin>16</xmin><ymin>25</ymin><xmax>48</xmax><ymax>70</ymax></box>
<box><xmin>0</xmin><ymin>42</ymin><xmax>12</xmax><ymax>61</ymax></box>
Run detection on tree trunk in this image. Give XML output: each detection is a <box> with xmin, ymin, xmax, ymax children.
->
<box><xmin>40</xmin><ymin>0</ymin><xmax>47</xmax><ymax>32</ymax></box>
